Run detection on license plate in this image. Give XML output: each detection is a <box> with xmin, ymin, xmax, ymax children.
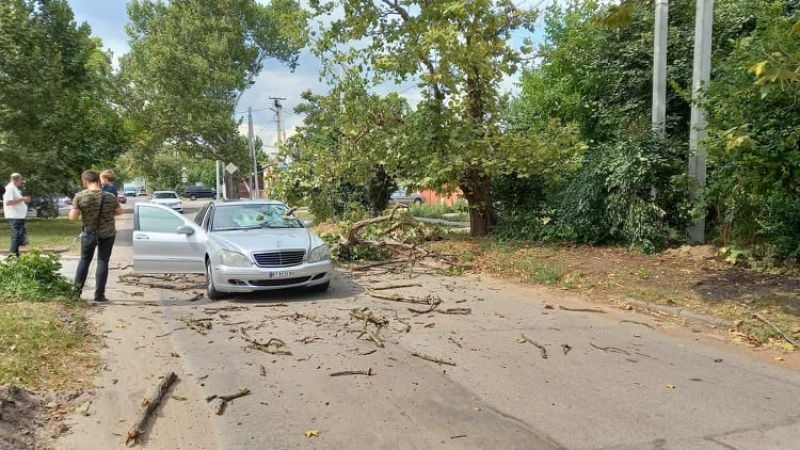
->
<box><xmin>269</xmin><ymin>271</ymin><xmax>295</xmax><ymax>279</ymax></box>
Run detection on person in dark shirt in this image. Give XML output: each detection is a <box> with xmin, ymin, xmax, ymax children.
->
<box><xmin>100</xmin><ymin>169</ymin><xmax>118</xmax><ymax>196</ymax></box>
<box><xmin>70</xmin><ymin>170</ymin><xmax>123</xmax><ymax>303</ymax></box>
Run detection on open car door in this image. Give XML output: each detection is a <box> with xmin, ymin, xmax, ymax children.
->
<box><xmin>133</xmin><ymin>203</ymin><xmax>205</xmax><ymax>273</ymax></box>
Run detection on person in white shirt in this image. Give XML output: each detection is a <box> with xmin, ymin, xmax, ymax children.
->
<box><xmin>3</xmin><ymin>173</ymin><xmax>31</xmax><ymax>256</ymax></box>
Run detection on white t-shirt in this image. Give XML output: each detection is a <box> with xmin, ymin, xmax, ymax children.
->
<box><xmin>3</xmin><ymin>183</ymin><xmax>28</xmax><ymax>219</ymax></box>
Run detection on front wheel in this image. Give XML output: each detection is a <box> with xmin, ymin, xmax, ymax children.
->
<box><xmin>413</xmin><ymin>198</ymin><xmax>423</xmax><ymax>205</ymax></box>
<box><xmin>190</xmin><ymin>194</ymin><xmax>197</xmax><ymax>201</ymax></box>
<box><xmin>206</xmin><ymin>260</ymin><xmax>225</xmax><ymax>300</ymax></box>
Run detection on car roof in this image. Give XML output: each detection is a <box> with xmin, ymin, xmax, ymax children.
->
<box><xmin>153</xmin><ymin>191</ymin><xmax>178</xmax><ymax>194</ymax></box>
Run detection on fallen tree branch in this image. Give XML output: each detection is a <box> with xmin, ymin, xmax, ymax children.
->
<box><xmin>408</xmin><ymin>304</ymin><xmax>438</xmax><ymax>315</ymax></box>
<box><xmin>368</xmin><ymin>290</ymin><xmax>441</xmax><ymax>305</ymax></box>
<box><xmin>521</xmin><ymin>334</ymin><xmax>548</xmax><ymax>359</ymax></box>
<box><xmin>350</xmin><ymin>308</ymin><xmax>389</xmax><ymax>326</ymax></box>
<box><xmin>558</xmin><ymin>305</ymin><xmax>606</xmax><ymax>313</ymax></box>
<box><xmin>182</xmin><ymin>317</ymin><xmax>211</xmax><ymax>335</ymax></box>
<box><xmin>126</xmin><ymin>371</ymin><xmax>177</xmax><ymax>446</ymax></box>
<box><xmin>204</xmin><ymin>305</ymin><xmax>249</xmax><ymax>314</ymax></box>
<box><xmin>411</xmin><ymin>351</ymin><xmax>456</xmax><ymax>366</ymax></box>
<box><xmin>242</xmin><ymin>336</ymin><xmax>292</xmax><ymax>355</ymax></box>
<box><xmin>590</xmin><ymin>342</ymin><xmax>630</xmax><ymax>355</ymax></box>
<box><xmin>219</xmin><ymin>388</ymin><xmax>251</xmax><ymax>402</ymax></box>
<box><xmin>369</xmin><ymin>283</ymin><xmax>423</xmax><ymax>290</ymax></box>
<box><xmin>436</xmin><ymin>308</ymin><xmax>471</xmax><ymax>315</ymax></box>
<box><xmin>351</xmin><ymin>259</ymin><xmax>411</xmax><ymax>272</ymax></box>
<box><xmin>620</xmin><ymin>320</ymin><xmax>654</xmax><ymax>329</ymax></box>
<box><xmin>754</xmin><ymin>313</ymin><xmax>800</xmax><ymax>348</ymax></box>
<box><xmin>330</xmin><ymin>368</ymin><xmax>374</xmax><ymax>377</ymax></box>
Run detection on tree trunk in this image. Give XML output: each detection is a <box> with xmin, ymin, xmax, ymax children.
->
<box><xmin>460</xmin><ymin>169</ymin><xmax>494</xmax><ymax>237</ymax></box>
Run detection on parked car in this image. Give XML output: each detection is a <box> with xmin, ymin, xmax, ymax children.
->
<box><xmin>136</xmin><ymin>188</ymin><xmax>147</xmax><ymax>197</ymax></box>
<box><xmin>124</xmin><ymin>187</ymin><xmax>137</xmax><ymax>197</ymax></box>
<box><xmin>149</xmin><ymin>191</ymin><xmax>183</xmax><ymax>213</ymax></box>
<box><xmin>391</xmin><ymin>190</ymin><xmax>425</xmax><ymax>205</ymax></box>
<box><xmin>183</xmin><ymin>186</ymin><xmax>217</xmax><ymax>201</ymax></box>
<box><xmin>132</xmin><ymin>200</ymin><xmax>331</xmax><ymax>299</ymax></box>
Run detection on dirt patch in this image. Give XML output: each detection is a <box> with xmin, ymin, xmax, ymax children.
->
<box><xmin>0</xmin><ymin>384</ymin><xmax>93</xmax><ymax>450</ymax></box>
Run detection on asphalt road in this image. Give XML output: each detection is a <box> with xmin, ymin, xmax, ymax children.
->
<box><xmin>86</xmin><ymin>199</ymin><xmax>800</xmax><ymax>449</ymax></box>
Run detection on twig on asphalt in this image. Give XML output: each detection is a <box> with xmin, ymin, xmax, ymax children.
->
<box><xmin>253</xmin><ymin>303</ymin><xmax>289</xmax><ymax>308</ymax></box>
<box><xmin>521</xmin><ymin>334</ymin><xmax>548</xmax><ymax>359</ymax></box>
<box><xmin>620</xmin><ymin>320</ymin><xmax>654</xmax><ymax>329</ymax></box>
<box><xmin>558</xmin><ymin>305</ymin><xmax>606</xmax><ymax>313</ymax></box>
<box><xmin>436</xmin><ymin>308</ymin><xmax>471</xmax><ymax>315</ymax></box>
<box><xmin>753</xmin><ymin>313</ymin><xmax>800</xmax><ymax>348</ymax></box>
<box><xmin>369</xmin><ymin>283</ymin><xmax>423</xmax><ymax>291</ymax></box>
<box><xmin>330</xmin><ymin>368</ymin><xmax>374</xmax><ymax>377</ymax></box>
<box><xmin>561</xmin><ymin>344</ymin><xmax>572</xmax><ymax>355</ymax></box>
<box><xmin>210</xmin><ymin>389</ymin><xmax>251</xmax><ymax>416</ymax></box>
<box><xmin>182</xmin><ymin>317</ymin><xmax>211</xmax><ymax>335</ymax></box>
<box><xmin>155</xmin><ymin>327</ymin><xmax>186</xmax><ymax>338</ymax></box>
<box><xmin>448</xmin><ymin>336</ymin><xmax>463</xmax><ymax>348</ymax></box>
<box><xmin>411</xmin><ymin>351</ymin><xmax>456</xmax><ymax>366</ymax></box>
<box><xmin>590</xmin><ymin>342</ymin><xmax>630</xmax><ymax>355</ymax></box>
<box><xmin>242</xmin><ymin>336</ymin><xmax>292</xmax><ymax>355</ymax></box>
<box><xmin>368</xmin><ymin>289</ymin><xmax>442</xmax><ymax>305</ymax></box>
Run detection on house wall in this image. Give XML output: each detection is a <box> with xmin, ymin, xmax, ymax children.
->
<box><xmin>421</xmin><ymin>189</ymin><xmax>462</xmax><ymax>206</ymax></box>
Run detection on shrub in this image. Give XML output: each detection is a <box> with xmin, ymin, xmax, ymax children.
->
<box><xmin>0</xmin><ymin>252</ymin><xmax>78</xmax><ymax>302</ymax></box>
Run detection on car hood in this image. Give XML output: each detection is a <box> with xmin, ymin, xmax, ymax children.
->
<box><xmin>152</xmin><ymin>198</ymin><xmax>181</xmax><ymax>204</ymax></box>
<box><xmin>211</xmin><ymin>228</ymin><xmax>321</xmax><ymax>254</ymax></box>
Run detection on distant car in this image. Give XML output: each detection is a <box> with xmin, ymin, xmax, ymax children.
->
<box><xmin>131</xmin><ymin>200</ymin><xmax>332</xmax><ymax>299</ymax></box>
<box><xmin>136</xmin><ymin>188</ymin><xmax>147</xmax><ymax>197</ymax></box>
<box><xmin>183</xmin><ymin>186</ymin><xmax>217</xmax><ymax>201</ymax></box>
<box><xmin>391</xmin><ymin>190</ymin><xmax>425</xmax><ymax>205</ymax></box>
<box><xmin>149</xmin><ymin>191</ymin><xmax>183</xmax><ymax>213</ymax></box>
<box><xmin>124</xmin><ymin>188</ymin><xmax>137</xmax><ymax>197</ymax></box>
<box><xmin>116</xmin><ymin>192</ymin><xmax>127</xmax><ymax>204</ymax></box>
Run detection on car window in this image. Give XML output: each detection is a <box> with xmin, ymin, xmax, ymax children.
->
<box><xmin>212</xmin><ymin>204</ymin><xmax>301</xmax><ymax>231</ymax></box>
<box><xmin>138</xmin><ymin>206</ymin><xmax>185</xmax><ymax>233</ymax></box>
<box><xmin>194</xmin><ymin>204</ymin><xmax>209</xmax><ymax>227</ymax></box>
<box><xmin>154</xmin><ymin>192</ymin><xmax>178</xmax><ymax>199</ymax></box>
<box><xmin>203</xmin><ymin>205</ymin><xmax>214</xmax><ymax>231</ymax></box>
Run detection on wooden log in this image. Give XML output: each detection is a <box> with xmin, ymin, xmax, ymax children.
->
<box><xmin>126</xmin><ymin>371</ymin><xmax>177</xmax><ymax>446</ymax></box>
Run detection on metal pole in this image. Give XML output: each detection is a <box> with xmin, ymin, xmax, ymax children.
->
<box><xmin>688</xmin><ymin>0</ymin><xmax>714</xmax><ymax>244</ymax></box>
<box><xmin>247</xmin><ymin>107</ymin><xmax>258</xmax><ymax>199</ymax></box>
<box><xmin>652</xmin><ymin>0</ymin><xmax>668</xmax><ymax>135</ymax></box>
<box><xmin>215</xmin><ymin>160</ymin><xmax>221</xmax><ymax>200</ymax></box>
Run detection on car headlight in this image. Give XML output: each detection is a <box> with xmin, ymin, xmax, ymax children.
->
<box><xmin>307</xmin><ymin>244</ymin><xmax>330</xmax><ymax>262</ymax></box>
<box><xmin>219</xmin><ymin>250</ymin><xmax>252</xmax><ymax>267</ymax></box>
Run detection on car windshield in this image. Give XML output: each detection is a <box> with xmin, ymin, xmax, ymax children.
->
<box><xmin>212</xmin><ymin>204</ymin><xmax>301</xmax><ymax>231</ymax></box>
<box><xmin>154</xmin><ymin>192</ymin><xmax>178</xmax><ymax>199</ymax></box>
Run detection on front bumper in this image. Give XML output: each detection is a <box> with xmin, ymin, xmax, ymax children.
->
<box><xmin>211</xmin><ymin>259</ymin><xmax>333</xmax><ymax>292</ymax></box>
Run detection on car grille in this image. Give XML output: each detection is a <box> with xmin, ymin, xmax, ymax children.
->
<box><xmin>253</xmin><ymin>250</ymin><xmax>306</xmax><ymax>268</ymax></box>
<box><xmin>249</xmin><ymin>276</ymin><xmax>311</xmax><ymax>287</ymax></box>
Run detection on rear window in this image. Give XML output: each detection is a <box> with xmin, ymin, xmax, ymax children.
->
<box><xmin>154</xmin><ymin>192</ymin><xmax>178</xmax><ymax>199</ymax></box>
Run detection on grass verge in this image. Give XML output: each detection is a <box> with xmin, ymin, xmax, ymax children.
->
<box><xmin>0</xmin><ymin>218</ymin><xmax>81</xmax><ymax>254</ymax></box>
<box><xmin>0</xmin><ymin>302</ymin><xmax>98</xmax><ymax>389</ymax></box>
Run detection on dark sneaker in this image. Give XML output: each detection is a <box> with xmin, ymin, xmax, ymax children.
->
<box><xmin>93</xmin><ymin>296</ymin><xmax>109</xmax><ymax>303</ymax></box>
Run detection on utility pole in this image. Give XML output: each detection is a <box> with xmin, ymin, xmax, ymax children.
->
<box><xmin>688</xmin><ymin>0</ymin><xmax>714</xmax><ymax>244</ymax></box>
<box><xmin>269</xmin><ymin>97</ymin><xmax>286</xmax><ymax>145</ymax></box>
<box><xmin>651</xmin><ymin>0</ymin><xmax>668</xmax><ymax>135</ymax></box>
<box><xmin>247</xmin><ymin>107</ymin><xmax>258</xmax><ymax>199</ymax></box>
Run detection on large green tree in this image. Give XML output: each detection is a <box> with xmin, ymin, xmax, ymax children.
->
<box><xmin>275</xmin><ymin>76</ymin><xmax>408</xmax><ymax>220</ymax></box>
<box><xmin>0</xmin><ymin>0</ymin><xmax>127</xmax><ymax>195</ymax></box>
<box><xmin>120</xmin><ymin>0</ymin><xmax>306</xmax><ymax>164</ymax></box>
<box><xmin>312</xmin><ymin>0</ymin><xmax>566</xmax><ymax>236</ymax></box>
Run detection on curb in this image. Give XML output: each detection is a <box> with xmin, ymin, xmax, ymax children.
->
<box><xmin>624</xmin><ymin>298</ymin><xmax>735</xmax><ymax>330</ymax></box>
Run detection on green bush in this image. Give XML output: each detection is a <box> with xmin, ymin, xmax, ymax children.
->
<box><xmin>0</xmin><ymin>252</ymin><xmax>78</xmax><ymax>302</ymax></box>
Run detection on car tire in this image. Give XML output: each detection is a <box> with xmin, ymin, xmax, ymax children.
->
<box><xmin>413</xmin><ymin>198</ymin><xmax>423</xmax><ymax>205</ymax></box>
<box><xmin>190</xmin><ymin>195</ymin><xmax>197</xmax><ymax>201</ymax></box>
<box><xmin>206</xmin><ymin>259</ymin><xmax>225</xmax><ymax>300</ymax></box>
<box><xmin>309</xmin><ymin>281</ymin><xmax>330</xmax><ymax>293</ymax></box>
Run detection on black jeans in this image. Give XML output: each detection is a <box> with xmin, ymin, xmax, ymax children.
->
<box><xmin>8</xmin><ymin>219</ymin><xmax>26</xmax><ymax>256</ymax></box>
<box><xmin>74</xmin><ymin>235</ymin><xmax>116</xmax><ymax>299</ymax></box>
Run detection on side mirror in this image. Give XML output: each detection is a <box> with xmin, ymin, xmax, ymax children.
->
<box><xmin>303</xmin><ymin>220</ymin><xmax>313</xmax><ymax>227</ymax></box>
<box><xmin>176</xmin><ymin>224</ymin><xmax>195</xmax><ymax>235</ymax></box>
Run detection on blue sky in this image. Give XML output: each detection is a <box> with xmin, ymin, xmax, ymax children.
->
<box><xmin>68</xmin><ymin>0</ymin><xmax>552</xmax><ymax>150</ymax></box>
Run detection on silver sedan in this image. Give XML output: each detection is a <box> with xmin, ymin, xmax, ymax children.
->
<box><xmin>132</xmin><ymin>200</ymin><xmax>332</xmax><ymax>299</ymax></box>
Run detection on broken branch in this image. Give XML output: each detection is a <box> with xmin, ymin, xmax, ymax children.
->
<box><xmin>558</xmin><ymin>305</ymin><xmax>606</xmax><ymax>313</ymax></box>
<box><xmin>242</xmin><ymin>336</ymin><xmax>292</xmax><ymax>355</ymax></box>
<box><xmin>330</xmin><ymin>368</ymin><xmax>374</xmax><ymax>377</ymax></box>
<box><xmin>411</xmin><ymin>351</ymin><xmax>456</xmax><ymax>366</ymax></box>
<box><xmin>590</xmin><ymin>342</ymin><xmax>630</xmax><ymax>355</ymax></box>
<box><xmin>620</xmin><ymin>320</ymin><xmax>654</xmax><ymax>329</ymax></box>
<box><xmin>369</xmin><ymin>283</ymin><xmax>423</xmax><ymax>290</ymax></box>
<box><xmin>754</xmin><ymin>313</ymin><xmax>800</xmax><ymax>348</ymax></box>
<box><xmin>368</xmin><ymin>289</ymin><xmax>441</xmax><ymax>305</ymax></box>
<box><xmin>521</xmin><ymin>334</ymin><xmax>548</xmax><ymax>359</ymax></box>
<box><xmin>125</xmin><ymin>371</ymin><xmax>177</xmax><ymax>446</ymax></box>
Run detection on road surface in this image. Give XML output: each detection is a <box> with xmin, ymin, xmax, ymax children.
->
<box><xmin>57</xmin><ymin>198</ymin><xmax>800</xmax><ymax>450</ymax></box>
